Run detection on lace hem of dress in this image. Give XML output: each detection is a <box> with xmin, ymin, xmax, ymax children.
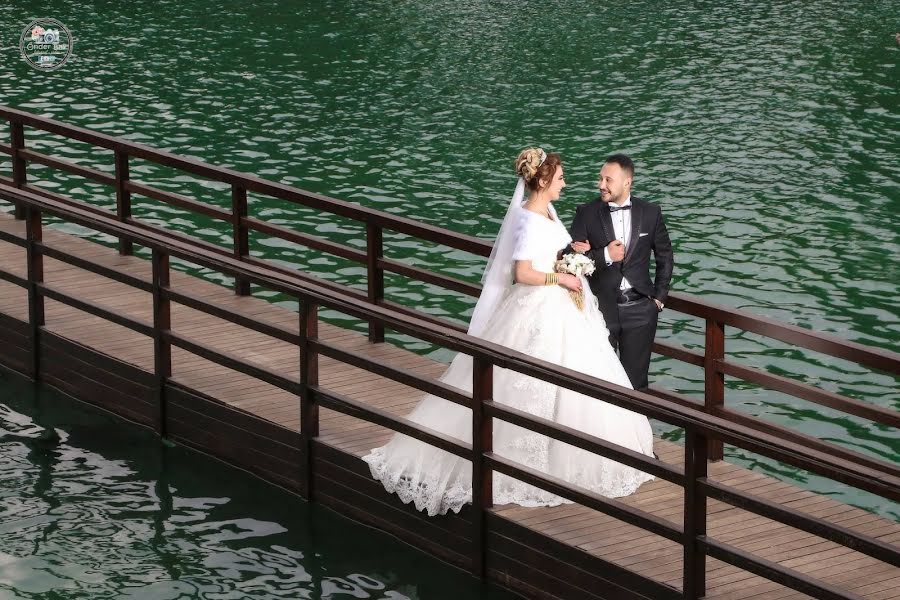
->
<box><xmin>363</xmin><ymin>446</ymin><xmax>655</xmax><ymax>517</ymax></box>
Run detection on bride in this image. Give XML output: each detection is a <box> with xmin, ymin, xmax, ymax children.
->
<box><xmin>364</xmin><ymin>148</ymin><xmax>654</xmax><ymax>516</ymax></box>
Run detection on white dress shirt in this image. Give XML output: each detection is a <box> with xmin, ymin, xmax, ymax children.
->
<box><xmin>603</xmin><ymin>195</ymin><xmax>632</xmax><ymax>291</ymax></box>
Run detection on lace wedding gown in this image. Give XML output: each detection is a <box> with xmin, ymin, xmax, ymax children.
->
<box><xmin>364</xmin><ymin>205</ymin><xmax>655</xmax><ymax>516</ymax></box>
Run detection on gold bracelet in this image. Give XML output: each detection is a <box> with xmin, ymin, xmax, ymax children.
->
<box><xmin>544</xmin><ymin>272</ymin><xmax>559</xmax><ymax>286</ymax></box>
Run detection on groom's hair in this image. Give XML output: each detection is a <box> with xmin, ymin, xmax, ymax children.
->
<box><xmin>605</xmin><ymin>153</ymin><xmax>634</xmax><ymax>178</ymax></box>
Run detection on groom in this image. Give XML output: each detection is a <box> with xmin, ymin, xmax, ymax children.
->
<box><xmin>566</xmin><ymin>154</ymin><xmax>674</xmax><ymax>389</ymax></box>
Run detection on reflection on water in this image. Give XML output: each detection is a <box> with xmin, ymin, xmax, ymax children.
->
<box><xmin>0</xmin><ymin>0</ymin><xmax>897</xmax><ymax>524</ymax></box>
<box><xmin>0</xmin><ymin>372</ymin><xmax>519</xmax><ymax>599</ymax></box>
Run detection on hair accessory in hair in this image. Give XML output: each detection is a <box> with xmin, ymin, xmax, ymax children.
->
<box><xmin>515</xmin><ymin>147</ymin><xmax>550</xmax><ymax>182</ymax></box>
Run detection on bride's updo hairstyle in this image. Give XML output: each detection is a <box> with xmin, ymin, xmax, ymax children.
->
<box><xmin>515</xmin><ymin>147</ymin><xmax>561</xmax><ymax>192</ymax></box>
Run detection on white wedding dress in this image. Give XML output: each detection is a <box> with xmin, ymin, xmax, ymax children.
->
<box><xmin>363</xmin><ymin>194</ymin><xmax>654</xmax><ymax>516</ymax></box>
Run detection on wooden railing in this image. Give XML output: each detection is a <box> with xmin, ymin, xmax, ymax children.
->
<box><xmin>0</xmin><ymin>105</ymin><xmax>486</xmax><ymax>342</ymax></box>
<box><xmin>0</xmin><ymin>106</ymin><xmax>898</xmax><ymax>598</ymax></box>
<box><xmin>1</xmin><ymin>182</ymin><xmax>899</xmax><ymax>600</ymax></box>
<box><xmin>0</xmin><ymin>105</ymin><xmax>896</xmax><ymax>471</ymax></box>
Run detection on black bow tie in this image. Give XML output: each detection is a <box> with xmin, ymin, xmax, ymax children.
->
<box><xmin>609</xmin><ymin>204</ymin><xmax>632</xmax><ymax>213</ymax></box>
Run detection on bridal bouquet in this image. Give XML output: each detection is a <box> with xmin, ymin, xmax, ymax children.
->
<box><xmin>555</xmin><ymin>253</ymin><xmax>596</xmax><ymax>310</ymax></box>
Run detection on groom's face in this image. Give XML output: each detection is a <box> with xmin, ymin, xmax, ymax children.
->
<box><xmin>598</xmin><ymin>163</ymin><xmax>632</xmax><ymax>205</ymax></box>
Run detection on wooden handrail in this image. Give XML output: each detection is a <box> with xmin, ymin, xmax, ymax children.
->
<box><xmin>2</xmin><ymin>183</ymin><xmax>896</xmax><ymax>501</ymax></box>
<box><xmin>0</xmin><ymin>269</ymin><xmax>27</xmax><ymax>287</ymax></box>
<box><xmin>0</xmin><ymin>227</ymin><xmax>27</xmax><ymax>247</ymax></box>
<box><xmin>666</xmin><ymin>294</ymin><xmax>898</xmax><ymax>376</ymax></box>
<box><xmin>720</xmin><ymin>359</ymin><xmax>900</xmax><ymax>428</ymax></box>
<box><xmin>699</xmin><ymin>537</ymin><xmax>868</xmax><ymax>600</ymax></box>
<box><xmin>3</xmin><ymin>105</ymin><xmax>894</xmax><ymax>381</ymax></box>
<box><xmin>312</xmin><ymin>386</ymin><xmax>472</xmax><ymax>458</ymax></box>
<box><xmin>165</xmin><ymin>287</ymin><xmax>300</xmax><ymax>346</ymax></box>
<box><xmin>715</xmin><ymin>405</ymin><xmax>900</xmax><ymax>480</ymax></box>
<box><xmin>36</xmin><ymin>241</ymin><xmax>153</xmax><ymax>292</ymax></box>
<box><xmin>0</xmin><ymin>105</ymin><xmax>492</xmax><ymax>255</ymax></box>
<box><xmin>485</xmin><ymin>400</ymin><xmax>685</xmax><ymax>485</ymax></box>
<box><xmin>486</xmin><ymin>452</ymin><xmax>685</xmax><ymax>542</ymax></box>
<box><xmin>244</xmin><ymin>215</ymin><xmax>367</xmax><ymax>263</ymax></box>
<box><xmin>15</xmin><ymin>198</ymin><xmax>897</xmax><ymax>492</ymax></box>
<box><xmin>700</xmin><ymin>478</ymin><xmax>900</xmax><ymax>568</ymax></box>
<box><xmin>378</xmin><ymin>256</ymin><xmax>482</xmax><ymax>297</ymax></box>
<box><xmin>0</xmin><ymin>177</ymin><xmax>380</xmax><ymax>321</ymax></box>
<box><xmin>2</xmin><ymin>180</ymin><xmax>898</xmax><ymax>600</ymax></box>
<box><xmin>126</xmin><ymin>180</ymin><xmax>233</xmax><ymax>222</ymax></box>
<box><xmin>652</xmin><ymin>340</ymin><xmax>705</xmax><ymax>367</ymax></box>
<box><xmin>22</xmin><ymin>204</ymin><xmax>898</xmax><ymax>494</ymax></box>
<box><xmin>312</xmin><ymin>339</ymin><xmax>471</xmax><ymax>407</ymax></box>
<box><xmin>19</xmin><ymin>149</ymin><xmax>116</xmax><ymax>186</ymax></box>
<box><xmin>37</xmin><ymin>281</ymin><xmax>154</xmax><ymax>337</ymax></box>
<box><xmin>165</xmin><ymin>330</ymin><xmax>301</xmax><ymax>394</ymax></box>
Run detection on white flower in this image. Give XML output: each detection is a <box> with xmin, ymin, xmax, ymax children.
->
<box><xmin>555</xmin><ymin>253</ymin><xmax>595</xmax><ymax>277</ymax></box>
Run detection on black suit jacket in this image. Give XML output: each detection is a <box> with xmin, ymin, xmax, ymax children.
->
<box><xmin>566</xmin><ymin>195</ymin><xmax>674</xmax><ymax>325</ymax></box>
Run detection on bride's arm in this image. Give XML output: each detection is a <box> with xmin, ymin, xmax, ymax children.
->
<box><xmin>514</xmin><ymin>260</ymin><xmax>582</xmax><ymax>292</ymax></box>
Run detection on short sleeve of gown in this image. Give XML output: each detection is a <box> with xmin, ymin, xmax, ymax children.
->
<box><xmin>512</xmin><ymin>212</ymin><xmax>538</xmax><ymax>261</ymax></box>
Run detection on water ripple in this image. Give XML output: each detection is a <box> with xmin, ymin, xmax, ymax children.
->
<box><xmin>0</xmin><ymin>378</ymin><xmax>517</xmax><ymax>598</ymax></box>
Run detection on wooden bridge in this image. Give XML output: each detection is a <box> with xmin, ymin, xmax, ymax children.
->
<box><xmin>0</xmin><ymin>106</ymin><xmax>898</xmax><ymax>600</ymax></box>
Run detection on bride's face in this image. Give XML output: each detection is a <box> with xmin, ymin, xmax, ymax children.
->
<box><xmin>544</xmin><ymin>165</ymin><xmax>566</xmax><ymax>201</ymax></box>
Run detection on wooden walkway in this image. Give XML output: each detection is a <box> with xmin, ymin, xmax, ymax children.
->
<box><xmin>0</xmin><ymin>211</ymin><xmax>897</xmax><ymax>600</ymax></box>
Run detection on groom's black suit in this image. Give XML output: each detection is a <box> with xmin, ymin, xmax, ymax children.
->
<box><xmin>567</xmin><ymin>195</ymin><xmax>674</xmax><ymax>389</ymax></box>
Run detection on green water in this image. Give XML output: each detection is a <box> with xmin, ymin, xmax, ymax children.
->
<box><xmin>0</xmin><ymin>369</ymin><xmax>520</xmax><ymax>599</ymax></box>
<box><xmin>0</xmin><ymin>0</ymin><xmax>897</xmax><ymax>544</ymax></box>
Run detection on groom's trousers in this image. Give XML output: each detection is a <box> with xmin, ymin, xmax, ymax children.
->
<box><xmin>608</xmin><ymin>290</ymin><xmax>659</xmax><ymax>390</ymax></box>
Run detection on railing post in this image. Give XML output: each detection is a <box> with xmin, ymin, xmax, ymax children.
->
<box><xmin>25</xmin><ymin>206</ymin><xmax>44</xmax><ymax>380</ymax></box>
<box><xmin>11</xmin><ymin>121</ymin><xmax>27</xmax><ymax>219</ymax></box>
<box><xmin>231</xmin><ymin>184</ymin><xmax>250</xmax><ymax>296</ymax></box>
<box><xmin>366</xmin><ymin>221</ymin><xmax>385</xmax><ymax>343</ymax></box>
<box><xmin>471</xmin><ymin>357</ymin><xmax>493</xmax><ymax>577</ymax></box>
<box><xmin>299</xmin><ymin>299</ymin><xmax>319</xmax><ymax>500</ymax></box>
<box><xmin>114</xmin><ymin>150</ymin><xmax>133</xmax><ymax>255</ymax></box>
<box><xmin>704</xmin><ymin>318</ymin><xmax>725</xmax><ymax>460</ymax></box>
<box><xmin>683</xmin><ymin>428</ymin><xmax>709</xmax><ymax>599</ymax></box>
<box><xmin>152</xmin><ymin>248</ymin><xmax>171</xmax><ymax>437</ymax></box>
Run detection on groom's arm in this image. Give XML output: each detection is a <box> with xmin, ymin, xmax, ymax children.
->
<box><xmin>565</xmin><ymin>204</ymin><xmax>613</xmax><ymax>270</ymax></box>
<box><xmin>568</xmin><ymin>205</ymin><xmax>610</xmax><ymax>267</ymax></box>
<box><xmin>652</xmin><ymin>207</ymin><xmax>674</xmax><ymax>303</ymax></box>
